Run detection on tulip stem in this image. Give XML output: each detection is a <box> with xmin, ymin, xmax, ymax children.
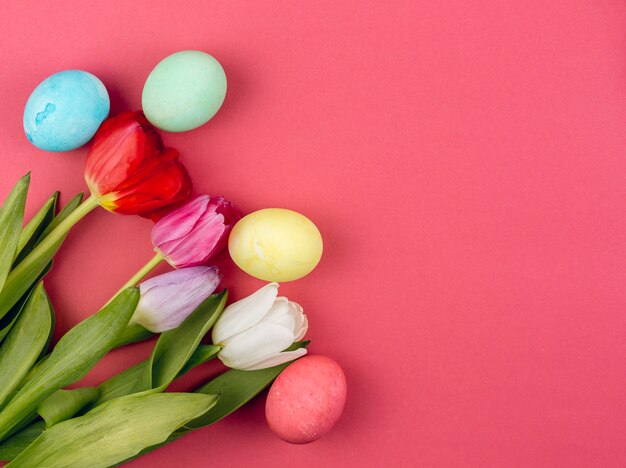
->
<box><xmin>53</xmin><ymin>195</ymin><xmax>100</xmax><ymax>234</ymax></box>
<box><xmin>117</xmin><ymin>252</ymin><xmax>164</xmax><ymax>293</ymax></box>
<box><xmin>35</xmin><ymin>194</ymin><xmax>100</xmax><ymax>254</ymax></box>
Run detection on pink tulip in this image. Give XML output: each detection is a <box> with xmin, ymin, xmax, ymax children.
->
<box><xmin>151</xmin><ymin>195</ymin><xmax>239</xmax><ymax>268</ymax></box>
<box><xmin>132</xmin><ymin>265</ymin><xmax>221</xmax><ymax>332</ymax></box>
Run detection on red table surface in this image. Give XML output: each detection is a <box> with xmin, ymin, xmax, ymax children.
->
<box><xmin>1</xmin><ymin>1</ymin><xmax>625</xmax><ymax>467</ymax></box>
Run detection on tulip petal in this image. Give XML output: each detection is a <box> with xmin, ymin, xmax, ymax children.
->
<box><xmin>133</xmin><ymin>266</ymin><xmax>221</xmax><ymax>332</ymax></box>
<box><xmin>85</xmin><ymin>111</ymin><xmax>192</xmax><ymax>219</ymax></box>
<box><xmin>151</xmin><ymin>196</ymin><xmax>210</xmax><ymax>250</ymax></box>
<box><xmin>159</xmin><ymin>212</ymin><xmax>226</xmax><ymax>268</ymax></box>
<box><xmin>85</xmin><ymin>119</ymin><xmax>144</xmax><ymax>194</ymax></box>
<box><xmin>211</xmin><ymin>283</ymin><xmax>279</xmax><ymax>344</ymax></box>
<box><xmin>289</xmin><ymin>302</ymin><xmax>309</xmax><ymax>340</ymax></box>
<box><xmin>217</xmin><ymin>322</ymin><xmax>294</xmax><ymax>370</ymax></box>
<box><xmin>109</xmin><ymin>155</ymin><xmax>192</xmax><ymax>218</ymax></box>
<box><xmin>151</xmin><ymin>195</ymin><xmax>237</xmax><ymax>267</ymax></box>
<box><xmin>85</xmin><ymin>112</ymin><xmax>163</xmax><ymax>195</ymax></box>
<box><xmin>238</xmin><ymin>348</ymin><xmax>308</xmax><ymax>371</ymax></box>
<box><xmin>262</xmin><ymin>298</ymin><xmax>296</xmax><ymax>332</ymax></box>
<box><xmin>212</xmin><ymin>197</ymin><xmax>239</xmax><ymax>228</ymax></box>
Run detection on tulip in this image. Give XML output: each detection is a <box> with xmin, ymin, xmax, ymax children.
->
<box><xmin>84</xmin><ymin>111</ymin><xmax>192</xmax><ymax>218</ymax></box>
<box><xmin>113</xmin><ymin>196</ymin><xmax>237</xmax><ymax>298</ymax></box>
<box><xmin>212</xmin><ymin>283</ymin><xmax>308</xmax><ymax>370</ymax></box>
<box><xmin>132</xmin><ymin>266</ymin><xmax>221</xmax><ymax>332</ymax></box>
<box><xmin>0</xmin><ymin>113</ymin><xmax>193</xmax><ymax>319</ymax></box>
<box><xmin>151</xmin><ymin>195</ymin><xmax>239</xmax><ymax>268</ymax></box>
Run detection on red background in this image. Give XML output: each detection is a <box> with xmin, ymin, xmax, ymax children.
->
<box><xmin>1</xmin><ymin>1</ymin><xmax>625</xmax><ymax>466</ymax></box>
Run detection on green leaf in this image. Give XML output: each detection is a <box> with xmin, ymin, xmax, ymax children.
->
<box><xmin>189</xmin><ymin>357</ymin><xmax>299</xmax><ymax>428</ymax></box>
<box><xmin>95</xmin><ymin>360</ymin><xmax>149</xmax><ymax>406</ymax></box>
<box><xmin>189</xmin><ymin>340</ymin><xmax>310</xmax><ymax>428</ymax></box>
<box><xmin>9</xmin><ymin>393</ymin><xmax>218</xmax><ymax>468</ymax></box>
<box><xmin>140</xmin><ymin>291</ymin><xmax>227</xmax><ymax>393</ymax></box>
<box><xmin>37</xmin><ymin>387</ymin><xmax>99</xmax><ymax>428</ymax></box>
<box><xmin>0</xmin><ymin>284</ymin><xmax>52</xmax><ymax>410</ymax></box>
<box><xmin>13</xmin><ymin>193</ymin><xmax>57</xmax><ymax>267</ymax></box>
<box><xmin>0</xmin><ymin>310</ymin><xmax>19</xmax><ymax>345</ymax></box>
<box><xmin>177</xmin><ymin>344</ymin><xmax>221</xmax><ymax>378</ymax></box>
<box><xmin>0</xmin><ymin>421</ymin><xmax>44</xmax><ymax>461</ymax></box>
<box><xmin>125</xmin><ymin>342</ymin><xmax>310</xmax><ymax>463</ymax></box>
<box><xmin>4</xmin><ymin>194</ymin><xmax>83</xmax><ymax>329</ymax></box>
<box><xmin>0</xmin><ymin>291</ymin><xmax>30</xmax><ymax>347</ymax></box>
<box><xmin>1</xmin><ymin>294</ymin><xmax>226</xmax><ymax>460</ymax></box>
<box><xmin>37</xmin><ymin>284</ymin><xmax>56</xmax><ymax>360</ymax></box>
<box><xmin>93</xmin><ymin>292</ymin><xmax>226</xmax><ymax>407</ymax></box>
<box><xmin>96</xmin><ymin>343</ymin><xmax>221</xmax><ymax>408</ymax></box>
<box><xmin>0</xmin><ymin>287</ymin><xmax>140</xmax><ymax>442</ymax></box>
<box><xmin>0</xmin><ymin>174</ymin><xmax>30</xmax><ymax>293</ymax></box>
<box><xmin>0</xmin><ymin>193</ymin><xmax>89</xmax><ymax>323</ymax></box>
<box><xmin>38</xmin><ymin>192</ymin><xmax>83</xmax><ymax>241</ymax></box>
<box><xmin>0</xmin><ymin>343</ymin><xmax>223</xmax><ymax>461</ymax></box>
<box><xmin>111</xmin><ymin>322</ymin><xmax>153</xmax><ymax>349</ymax></box>
<box><xmin>0</xmin><ymin>237</ymin><xmax>63</xmax><ymax>323</ymax></box>
<box><xmin>0</xmin><ymin>262</ymin><xmax>52</xmax><ymax>348</ymax></box>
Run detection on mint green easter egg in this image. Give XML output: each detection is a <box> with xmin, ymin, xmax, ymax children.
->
<box><xmin>142</xmin><ymin>51</ymin><xmax>227</xmax><ymax>132</ymax></box>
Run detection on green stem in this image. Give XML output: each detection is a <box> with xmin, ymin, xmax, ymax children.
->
<box><xmin>39</xmin><ymin>195</ymin><xmax>99</xmax><ymax>251</ymax></box>
<box><xmin>104</xmin><ymin>245</ymin><xmax>164</xmax><ymax>332</ymax></box>
<box><xmin>117</xmin><ymin>252</ymin><xmax>164</xmax><ymax>294</ymax></box>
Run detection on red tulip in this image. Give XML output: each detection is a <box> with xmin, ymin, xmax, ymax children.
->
<box><xmin>84</xmin><ymin>111</ymin><xmax>192</xmax><ymax>218</ymax></box>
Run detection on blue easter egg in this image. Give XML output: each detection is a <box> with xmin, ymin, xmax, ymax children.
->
<box><xmin>23</xmin><ymin>70</ymin><xmax>110</xmax><ymax>152</ymax></box>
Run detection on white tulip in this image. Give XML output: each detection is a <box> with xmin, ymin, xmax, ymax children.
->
<box><xmin>212</xmin><ymin>283</ymin><xmax>308</xmax><ymax>370</ymax></box>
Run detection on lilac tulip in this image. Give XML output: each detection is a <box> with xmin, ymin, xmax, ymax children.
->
<box><xmin>132</xmin><ymin>265</ymin><xmax>221</xmax><ymax>332</ymax></box>
<box><xmin>151</xmin><ymin>195</ymin><xmax>239</xmax><ymax>268</ymax></box>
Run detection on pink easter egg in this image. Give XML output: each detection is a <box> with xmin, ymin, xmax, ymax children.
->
<box><xmin>265</xmin><ymin>355</ymin><xmax>347</xmax><ymax>444</ymax></box>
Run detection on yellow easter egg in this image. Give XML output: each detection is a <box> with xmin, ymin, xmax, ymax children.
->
<box><xmin>228</xmin><ymin>208</ymin><xmax>323</xmax><ymax>282</ymax></box>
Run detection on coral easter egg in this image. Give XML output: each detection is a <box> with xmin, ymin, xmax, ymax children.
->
<box><xmin>23</xmin><ymin>70</ymin><xmax>109</xmax><ymax>152</ymax></box>
<box><xmin>142</xmin><ymin>50</ymin><xmax>227</xmax><ymax>132</ymax></box>
<box><xmin>266</xmin><ymin>356</ymin><xmax>347</xmax><ymax>444</ymax></box>
<box><xmin>228</xmin><ymin>208</ymin><xmax>323</xmax><ymax>282</ymax></box>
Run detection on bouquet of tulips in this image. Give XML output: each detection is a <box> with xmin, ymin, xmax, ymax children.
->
<box><xmin>0</xmin><ymin>55</ymin><xmax>344</xmax><ymax>466</ymax></box>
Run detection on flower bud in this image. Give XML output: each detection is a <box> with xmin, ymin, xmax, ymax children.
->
<box><xmin>132</xmin><ymin>266</ymin><xmax>221</xmax><ymax>332</ymax></box>
<box><xmin>84</xmin><ymin>111</ymin><xmax>192</xmax><ymax>218</ymax></box>
<box><xmin>212</xmin><ymin>283</ymin><xmax>308</xmax><ymax>370</ymax></box>
<box><xmin>151</xmin><ymin>195</ymin><xmax>239</xmax><ymax>268</ymax></box>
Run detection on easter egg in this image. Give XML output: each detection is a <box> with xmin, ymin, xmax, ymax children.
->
<box><xmin>142</xmin><ymin>50</ymin><xmax>227</xmax><ymax>132</ymax></box>
<box><xmin>266</xmin><ymin>355</ymin><xmax>347</xmax><ymax>444</ymax></box>
<box><xmin>228</xmin><ymin>208</ymin><xmax>323</xmax><ymax>282</ymax></box>
<box><xmin>23</xmin><ymin>70</ymin><xmax>109</xmax><ymax>152</ymax></box>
